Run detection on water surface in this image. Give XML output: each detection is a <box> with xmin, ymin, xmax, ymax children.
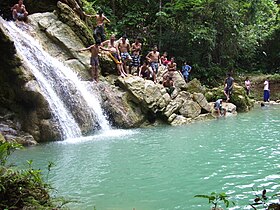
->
<box><xmin>12</xmin><ymin>106</ymin><xmax>280</xmax><ymax>209</ymax></box>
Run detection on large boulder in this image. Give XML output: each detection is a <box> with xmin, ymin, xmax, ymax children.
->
<box><xmin>97</xmin><ymin>82</ymin><xmax>146</xmax><ymax>128</ymax></box>
<box><xmin>205</xmin><ymin>84</ymin><xmax>254</xmax><ymax>112</ymax></box>
<box><xmin>193</xmin><ymin>92</ymin><xmax>211</xmax><ymax>112</ymax></box>
<box><xmin>27</xmin><ymin>12</ymin><xmax>90</xmax><ymax>79</ymax></box>
<box><xmin>179</xmin><ymin>100</ymin><xmax>201</xmax><ymax>118</ymax></box>
<box><xmin>117</xmin><ymin>75</ymin><xmax>171</xmax><ymax>113</ymax></box>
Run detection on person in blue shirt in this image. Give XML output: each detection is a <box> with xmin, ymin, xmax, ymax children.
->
<box><xmin>214</xmin><ymin>99</ymin><xmax>226</xmax><ymax>117</ymax></box>
<box><xmin>181</xmin><ymin>62</ymin><xmax>192</xmax><ymax>82</ymax></box>
<box><xmin>224</xmin><ymin>73</ymin><xmax>234</xmax><ymax>102</ymax></box>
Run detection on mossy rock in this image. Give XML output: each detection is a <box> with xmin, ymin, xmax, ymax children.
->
<box><xmin>205</xmin><ymin>85</ymin><xmax>253</xmax><ymax>112</ymax></box>
<box><xmin>185</xmin><ymin>78</ymin><xmax>206</xmax><ymax>94</ymax></box>
<box><xmin>0</xmin><ymin>133</ymin><xmax>5</xmax><ymax>143</ymax></box>
<box><xmin>56</xmin><ymin>1</ymin><xmax>94</xmax><ymax>46</ymax></box>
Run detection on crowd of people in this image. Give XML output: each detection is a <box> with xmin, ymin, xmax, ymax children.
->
<box><xmin>73</xmin><ymin>8</ymin><xmax>193</xmax><ymax>89</ymax></box>
<box><xmin>11</xmin><ymin>0</ymin><xmax>272</xmax><ymax>117</ymax></box>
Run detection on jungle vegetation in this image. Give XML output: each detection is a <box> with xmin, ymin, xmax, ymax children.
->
<box><xmin>82</xmin><ymin>0</ymin><xmax>280</xmax><ymax>86</ymax></box>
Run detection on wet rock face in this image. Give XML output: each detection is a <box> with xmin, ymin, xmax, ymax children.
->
<box><xmin>0</xmin><ymin>22</ymin><xmax>62</xmax><ymax>144</ymax></box>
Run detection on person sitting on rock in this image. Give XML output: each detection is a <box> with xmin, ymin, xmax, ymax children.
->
<box><xmin>162</xmin><ymin>75</ymin><xmax>175</xmax><ymax>96</ymax></box>
<box><xmin>138</xmin><ymin>60</ymin><xmax>153</xmax><ymax>80</ymax></box>
<box><xmin>160</xmin><ymin>52</ymin><xmax>169</xmax><ymax>66</ymax></box>
<box><xmin>101</xmin><ymin>35</ymin><xmax>127</xmax><ymax>77</ymax></box>
<box><xmin>214</xmin><ymin>99</ymin><xmax>226</xmax><ymax>117</ymax></box>
<box><xmin>11</xmin><ymin>0</ymin><xmax>28</xmax><ymax>22</ymax></box>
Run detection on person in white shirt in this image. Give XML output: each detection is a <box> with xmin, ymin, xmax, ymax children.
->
<box><xmin>263</xmin><ymin>80</ymin><xmax>270</xmax><ymax>102</ymax></box>
<box><xmin>244</xmin><ymin>77</ymin><xmax>251</xmax><ymax>95</ymax></box>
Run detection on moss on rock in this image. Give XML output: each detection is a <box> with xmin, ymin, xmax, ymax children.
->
<box><xmin>56</xmin><ymin>1</ymin><xmax>94</xmax><ymax>47</ymax></box>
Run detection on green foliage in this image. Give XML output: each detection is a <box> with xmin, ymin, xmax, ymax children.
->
<box><xmin>0</xmin><ymin>141</ymin><xmax>22</xmax><ymax>166</ymax></box>
<box><xmin>87</xmin><ymin>0</ymin><xmax>280</xmax><ymax>86</ymax></box>
<box><xmin>249</xmin><ymin>188</ymin><xmax>280</xmax><ymax>210</ymax></box>
<box><xmin>195</xmin><ymin>192</ymin><xmax>235</xmax><ymax>209</ymax></box>
<box><xmin>0</xmin><ymin>141</ymin><xmax>70</xmax><ymax>209</ymax></box>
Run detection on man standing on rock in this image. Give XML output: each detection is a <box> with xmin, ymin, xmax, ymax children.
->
<box><xmin>101</xmin><ymin>35</ymin><xmax>127</xmax><ymax>77</ymax></box>
<box><xmin>129</xmin><ymin>37</ymin><xmax>142</xmax><ymax>74</ymax></box>
<box><xmin>77</xmin><ymin>40</ymin><xmax>103</xmax><ymax>82</ymax></box>
<box><xmin>118</xmin><ymin>35</ymin><xmax>131</xmax><ymax>75</ymax></box>
<box><xmin>11</xmin><ymin>0</ymin><xmax>28</xmax><ymax>22</ymax></box>
<box><xmin>263</xmin><ymin>79</ymin><xmax>270</xmax><ymax>102</ymax></box>
<box><xmin>146</xmin><ymin>45</ymin><xmax>161</xmax><ymax>83</ymax></box>
<box><xmin>93</xmin><ymin>9</ymin><xmax>110</xmax><ymax>43</ymax></box>
<box><xmin>224</xmin><ymin>73</ymin><xmax>234</xmax><ymax>102</ymax></box>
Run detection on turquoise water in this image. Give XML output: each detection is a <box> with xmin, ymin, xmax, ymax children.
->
<box><xmin>12</xmin><ymin>106</ymin><xmax>280</xmax><ymax>210</ymax></box>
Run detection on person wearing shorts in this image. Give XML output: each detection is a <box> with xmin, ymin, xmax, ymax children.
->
<box><xmin>11</xmin><ymin>0</ymin><xmax>28</xmax><ymax>22</ymax></box>
<box><xmin>146</xmin><ymin>46</ymin><xmax>161</xmax><ymax>83</ymax></box>
<box><xmin>77</xmin><ymin>40</ymin><xmax>102</xmax><ymax>82</ymax></box>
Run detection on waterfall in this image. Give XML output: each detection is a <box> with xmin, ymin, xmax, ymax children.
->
<box><xmin>2</xmin><ymin>19</ymin><xmax>110</xmax><ymax>140</ymax></box>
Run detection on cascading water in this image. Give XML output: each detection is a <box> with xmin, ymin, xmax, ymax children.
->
<box><xmin>1</xmin><ymin>18</ymin><xmax>110</xmax><ymax>140</ymax></box>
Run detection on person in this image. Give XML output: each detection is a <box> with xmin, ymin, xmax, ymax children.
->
<box><xmin>224</xmin><ymin>73</ymin><xmax>234</xmax><ymax>102</ymax></box>
<box><xmin>11</xmin><ymin>0</ymin><xmax>28</xmax><ymax>22</ymax></box>
<box><xmin>101</xmin><ymin>34</ymin><xmax>127</xmax><ymax>77</ymax></box>
<box><xmin>146</xmin><ymin>45</ymin><xmax>161</xmax><ymax>83</ymax></box>
<box><xmin>214</xmin><ymin>99</ymin><xmax>226</xmax><ymax>117</ymax></box>
<box><xmin>162</xmin><ymin>75</ymin><xmax>175</xmax><ymax>96</ymax></box>
<box><xmin>93</xmin><ymin>9</ymin><xmax>110</xmax><ymax>43</ymax></box>
<box><xmin>244</xmin><ymin>77</ymin><xmax>251</xmax><ymax>96</ymax></box>
<box><xmin>138</xmin><ymin>61</ymin><xmax>152</xmax><ymax>80</ymax></box>
<box><xmin>263</xmin><ymin>79</ymin><xmax>270</xmax><ymax>102</ymax></box>
<box><xmin>167</xmin><ymin>57</ymin><xmax>177</xmax><ymax>74</ymax></box>
<box><xmin>118</xmin><ymin>35</ymin><xmax>131</xmax><ymax>74</ymax></box>
<box><xmin>160</xmin><ymin>52</ymin><xmax>169</xmax><ymax>66</ymax></box>
<box><xmin>129</xmin><ymin>37</ymin><xmax>142</xmax><ymax>74</ymax></box>
<box><xmin>76</xmin><ymin>40</ymin><xmax>106</xmax><ymax>82</ymax></box>
<box><xmin>181</xmin><ymin>62</ymin><xmax>192</xmax><ymax>83</ymax></box>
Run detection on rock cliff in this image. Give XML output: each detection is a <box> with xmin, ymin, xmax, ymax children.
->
<box><xmin>0</xmin><ymin>4</ymin><xmax>252</xmax><ymax>145</ymax></box>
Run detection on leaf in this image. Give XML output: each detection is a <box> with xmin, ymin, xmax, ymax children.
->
<box><xmin>194</xmin><ymin>194</ymin><xmax>211</xmax><ymax>199</ymax></box>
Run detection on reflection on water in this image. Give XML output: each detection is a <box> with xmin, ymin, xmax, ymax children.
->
<box><xmin>12</xmin><ymin>106</ymin><xmax>280</xmax><ymax>210</ymax></box>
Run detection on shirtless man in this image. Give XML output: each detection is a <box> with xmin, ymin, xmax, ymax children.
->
<box><xmin>162</xmin><ymin>75</ymin><xmax>175</xmax><ymax>96</ymax></box>
<box><xmin>11</xmin><ymin>0</ymin><xmax>28</xmax><ymax>22</ymax></box>
<box><xmin>118</xmin><ymin>35</ymin><xmax>131</xmax><ymax>74</ymax></box>
<box><xmin>77</xmin><ymin>40</ymin><xmax>106</xmax><ymax>82</ymax></box>
<box><xmin>162</xmin><ymin>57</ymin><xmax>178</xmax><ymax>80</ymax></box>
<box><xmin>138</xmin><ymin>60</ymin><xmax>152</xmax><ymax>80</ymax></box>
<box><xmin>129</xmin><ymin>37</ymin><xmax>142</xmax><ymax>74</ymax></box>
<box><xmin>101</xmin><ymin>35</ymin><xmax>127</xmax><ymax>77</ymax></box>
<box><xmin>94</xmin><ymin>9</ymin><xmax>110</xmax><ymax>43</ymax></box>
<box><xmin>167</xmin><ymin>57</ymin><xmax>177</xmax><ymax>74</ymax></box>
<box><xmin>146</xmin><ymin>45</ymin><xmax>161</xmax><ymax>83</ymax></box>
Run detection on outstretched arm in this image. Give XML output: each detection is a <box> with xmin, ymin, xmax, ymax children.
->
<box><xmin>99</xmin><ymin>46</ymin><xmax>111</xmax><ymax>52</ymax></box>
<box><xmin>76</xmin><ymin>45</ymin><xmax>93</xmax><ymax>52</ymax></box>
<box><xmin>83</xmin><ymin>12</ymin><xmax>94</xmax><ymax>18</ymax></box>
<box><xmin>103</xmin><ymin>15</ymin><xmax>111</xmax><ymax>23</ymax></box>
